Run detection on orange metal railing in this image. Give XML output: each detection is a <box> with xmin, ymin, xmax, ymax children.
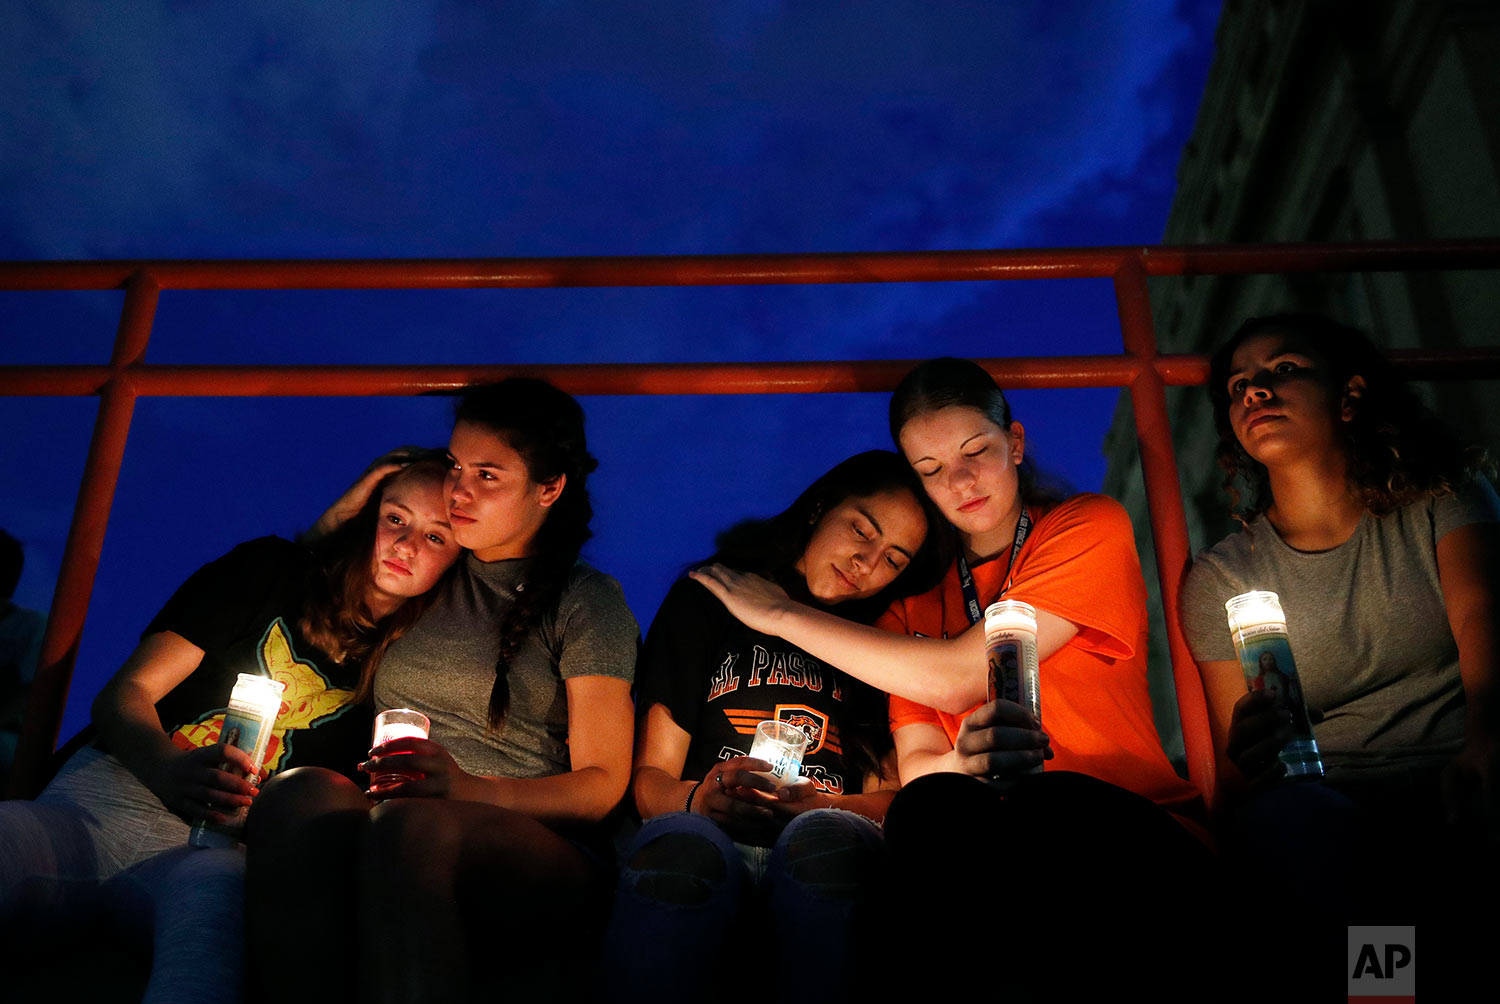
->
<box><xmin>4</xmin><ymin>238</ymin><xmax>1500</xmax><ymax>805</ymax></box>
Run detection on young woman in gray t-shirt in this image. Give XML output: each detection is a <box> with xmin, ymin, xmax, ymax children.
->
<box><xmin>1185</xmin><ymin>313</ymin><xmax>1498</xmax><ymax>814</ymax></box>
<box><xmin>246</xmin><ymin>379</ymin><xmax>637</xmax><ymax>1004</ymax></box>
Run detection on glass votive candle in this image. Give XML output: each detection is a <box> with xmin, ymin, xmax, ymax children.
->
<box><xmin>370</xmin><ymin>708</ymin><xmax>430</xmax><ymax>793</ymax></box>
<box><xmin>747</xmin><ymin>720</ymin><xmax>810</xmax><ymax>788</ymax></box>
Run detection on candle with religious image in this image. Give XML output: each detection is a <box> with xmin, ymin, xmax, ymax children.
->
<box><xmin>189</xmin><ymin>673</ymin><xmax>286</xmax><ymax>849</ymax></box>
<box><xmin>1224</xmin><ymin>591</ymin><xmax>1323</xmax><ymax>779</ymax></box>
<box><xmin>984</xmin><ymin>600</ymin><xmax>1042</xmax><ymax>774</ymax></box>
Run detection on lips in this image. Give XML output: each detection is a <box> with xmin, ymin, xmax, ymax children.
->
<box><xmin>449</xmin><ymin>507</ymin><xmax>477</xmax><ymax>525</ymax></box>
<box><xmin>957</xmin><ymin>496</ymin><xmax>989</xmax><ymax>514</ymax></box>
<box><xmin>382</xmin><ymin>559</ymin><xmax>412</xmax><ymax>576</ymax></box>
<box><xmin>832</xmin><ymin>565</ymin><xmax>858</xmax><ymax>591</ymax></box>
<box><xmin>1245</xmin><ymin>412</ymin><xmax>1284</xmax><ymax>431</ymax></box>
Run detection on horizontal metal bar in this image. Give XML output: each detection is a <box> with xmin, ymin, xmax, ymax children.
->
<box><xmin>2</xmin><ymin>238</ymin><xmax>1496</xmax><ymax>291</ymax></box>
<box><xmin>3</xmin><ymin>347</ymin><xmax>1494</xmax><ymax>398</ymax></box>
<box><xmin>0</xmin><ymin>356</ymin><xmax>1146</xmax><ymax>397</ymax></box>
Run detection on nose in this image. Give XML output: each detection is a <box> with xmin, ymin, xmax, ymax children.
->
<box><xmin>849</xmin><ymin>547</ymin><xmax>871</xmax><ymax>575</ymax></box>
<box><xmin>393</xmin><ymin>532</ymin><xmax>416</xmax><ymax>558</ymax></box>
<box><xmin>449</xmin><ymin>473</ymin><xmax>472</xmax><ymax>505</ymax></box>
<box><xmin>1243</xmin><ymin>375</ymin><xmax>1273</xmax><ymax>407</ymax></box>
<box><xmin>945</xmin><ymin>461</ymin><xmax>976</xmax><ymax>495</ymax></box>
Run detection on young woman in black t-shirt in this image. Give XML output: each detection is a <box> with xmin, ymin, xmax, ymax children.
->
<box><xmin>0</xmin><ymin>458</ymin><xmax>459</xmax><ymax>887</ymax></box>
<box><xmin>0</xmin><ymin>457</ymin><xmax>460</xmax><ymax>997</ymax></box>
<box><xmin>603</xmin><ymin>450</ymin><xmax>947</xmax><ymax>1002</ymax></box>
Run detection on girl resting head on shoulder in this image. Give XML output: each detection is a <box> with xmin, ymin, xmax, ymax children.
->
<box><xmin>607</xmin><ymin>449</ymin><xmax>946</xmax><ymax>1001</ymax></box>
<box><xmin>247</xmin><ymin>378</ymin><xmax>639</xmax><ymax>1004</ymax></box>
<box><xmin>0</xmin><ymin>454</ymin><xmax>460</xmax><ymax>911</ymax></box>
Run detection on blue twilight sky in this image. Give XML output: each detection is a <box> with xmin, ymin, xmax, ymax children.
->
<box><xmin>0</xmin><ymin>0</ymin><xmax>1220</xmax><ymax>743</ymax></box>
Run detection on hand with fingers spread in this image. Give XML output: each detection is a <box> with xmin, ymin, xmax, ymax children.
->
<box><xmin>147</xmin><ymin>742</ymin><xmax>263</xmax><ymax>826</ymax></box>
<box><xmin>1225</xmin><ymin>690</ymin><xmax>1292</xmax><ymax>788</ymax></box>
<box><xmin>953</xmin><ymin>698</ymin><xmax>1052</xmax><ymax>786</ymax></box>
<box><xmin>361</xmin><ymin>735</ymin><xmax>471</xmax><ymax>802</ymax></box>
<box><xmin>687</xmin><ymin>564</ymin><xmax>793</xmax><ymax>637</ymax></box>
<box><xmin>688</xmin><ymin>756</ymin><xmax>781</xmax><ymax>839</ymax></box>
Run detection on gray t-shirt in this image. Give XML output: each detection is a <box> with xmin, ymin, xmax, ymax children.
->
<box><xmin>374</xmin><ymin>554</ymin><xmax>638</xmax><ymax>779</ymax></box>
<box><xmin>1181</xmin><ymin>481</ymin><xmax>1500</xmax><ymax>778</ymax></box>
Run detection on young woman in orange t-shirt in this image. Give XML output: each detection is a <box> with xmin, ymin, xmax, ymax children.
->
<box><xmin>692</xmin><ymin>357</ymin><xmax>1217</xmax><ymax>998</ymax></box>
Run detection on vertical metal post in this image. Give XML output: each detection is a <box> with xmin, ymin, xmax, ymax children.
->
<box><xmin>1113</xmin><ymin>257</ymin><xmax>1218</xmax><ymax>806</ymax></box>
<box><xmin>7</xmin><ymin>272</ymin><xmax>160</xmax><ymax>797</ymax></box>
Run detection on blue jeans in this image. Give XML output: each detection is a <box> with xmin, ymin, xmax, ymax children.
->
<box><xmin>602</xmin><ymin>809</ymin><xmax>885</xmax><ymax>1003</ymax></box>
<box><xmin>0</xmin><ymin>747</ymin><xmax>245</xmax><ymax>1003</ymax></box>
<box><xmin>0</xmin><ymin>746</ymin><xmax>189</xmax><ymax>898</ymax></box>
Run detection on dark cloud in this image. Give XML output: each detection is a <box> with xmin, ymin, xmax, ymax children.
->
<box><xmin>0</xmin><ymin>0</ymin><xmax>1220</xmax><ymax>738</ymax></box>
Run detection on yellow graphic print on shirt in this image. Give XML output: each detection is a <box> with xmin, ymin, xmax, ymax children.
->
<box><xmin>170</xmin><ymin>619</ymin><xmax>355</xmax><ymax>773</ymax></box>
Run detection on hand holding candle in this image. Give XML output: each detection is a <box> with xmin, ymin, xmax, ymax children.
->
<box><xmin>688</xmin><ymin>755</ymin><xmax>779</xmax><ymax>833</ymax></box>
<box><xmin>189</xmin><ymin>673</ymin><xmax>286</xmax><ymax>848</ymax></box>
<box><xmin>1224</xmin><ymin>591</ymin><xmax>1323</xmax><ymax>781</ymax></box>
<box><xmin>747</xmin><ymin>720</ymin><xmax>810</xmax><ymax>788</ymax></box>
<box><xmin>366</xmin><ymin>708</ymin><xmax>431</xmax><ymax>795</ymax></box>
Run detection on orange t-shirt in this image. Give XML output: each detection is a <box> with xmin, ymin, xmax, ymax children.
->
<box><xmin>881</xmin><ymin>493</ymin><xmax>1202</xmax><ymax>819</ymax></box>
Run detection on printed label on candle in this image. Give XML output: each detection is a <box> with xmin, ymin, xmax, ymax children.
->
<box><xmin>1232</xmin><ymin>629</ymin><xmax>1322</xmax><ymax>778</ymax></box>
<box><xmin>219</xmin><ymin>709</ymin><xmax>268</xmax><ymax>764</ymax></box>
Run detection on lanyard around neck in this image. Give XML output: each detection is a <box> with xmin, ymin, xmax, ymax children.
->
<box><xmin>956</xmin><ymin>507</ymin><xmax>1032</xmax><ymax>627</ymax></box>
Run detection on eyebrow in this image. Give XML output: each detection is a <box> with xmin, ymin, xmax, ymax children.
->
<box><xmin>1232</xmin><ymin>339</ymin><xmax>1309</xmax><ymax>375</ymax></box>
<box><xmin>857</xmin><ymin>507</ymin><xmax>915</xmax><ymax>559</ymax></box>
<box><xmin>910</xmin><ymin>431</ymin><xmax>989</xmax><ymax>466</ymax></box>
<box><xmin>448</xmin><ymin>453</ymin><xmax>508</xmax><ymax>472</ymax></box>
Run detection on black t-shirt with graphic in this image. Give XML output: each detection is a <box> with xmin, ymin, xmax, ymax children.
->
<box><xmin>131</xmin><ymin>536</ymin><xmax>373</xmax><ymax>783</ymax></box>
<box><xmin>637</xmin><ymin>578</ymin><xmax>887</xmax><ymax>797</ymax></box>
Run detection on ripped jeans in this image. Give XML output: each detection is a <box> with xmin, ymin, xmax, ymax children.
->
<box><xmin>601</xmin><ymin>809</ymin><xmax>885</xmax><ymax>1003</ymax></box>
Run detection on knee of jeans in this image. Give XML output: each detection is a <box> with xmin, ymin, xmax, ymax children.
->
<box><xmin>247</xmin><ymin>767</ymin><xmax>365</xmax><ymax>838</ymax></box>
<box><xmin>776</xmin><ymin>811</ymin><xmax>881</xmax><ymax>897</ymax></box>
<box><xmin>366</xmin><ymin>797</ymin><xmax>456</xmax><ymax>857</ymax></box>
<box><xmin>623</xmin><ymin>831</ymin><xmax>734</xmax><ymax>907</ymax></box>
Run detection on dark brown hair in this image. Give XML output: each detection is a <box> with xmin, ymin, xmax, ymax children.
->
<box><xmin>455</xmin><ymin>378</ymin><xmax>598</xmax><ymax>729</ymax></box>
<box><xmin>1208</xmin><ymin>313</ymin><xmax>1489</xmax><ymax>520</ymax></box>
<box><xmin>707</xmin><ymin>450</ymin><xmax>950</xmax><ymax>784</ymax></box>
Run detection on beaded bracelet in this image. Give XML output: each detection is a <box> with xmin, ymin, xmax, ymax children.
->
<box><xmin>685</xmin><ymin>779</ymin><xmax>705</xmax><ymax>813</ymax></box>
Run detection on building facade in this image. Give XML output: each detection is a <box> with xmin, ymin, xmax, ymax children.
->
<box><xmin>1101</xmin><ymin>0</ymin><xmax>1500</xmax><ymax>764</ymax></box>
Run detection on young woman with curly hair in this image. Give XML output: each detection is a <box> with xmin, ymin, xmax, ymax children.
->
<box><xmin>1182</xmin><ymin>312</ymin><xmax>1499</xmax><ymax>809</ymax></box>
<box><xmin>1180</xmin><ymin>313</ymin><xmax>1500</xmax><ymax>991</ymax></box>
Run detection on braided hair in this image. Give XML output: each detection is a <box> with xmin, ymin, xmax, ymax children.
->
<box><xmin>455</xmin><ymin>378</ymin><xmax>598</xmax><ymax>729</ymax></box>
